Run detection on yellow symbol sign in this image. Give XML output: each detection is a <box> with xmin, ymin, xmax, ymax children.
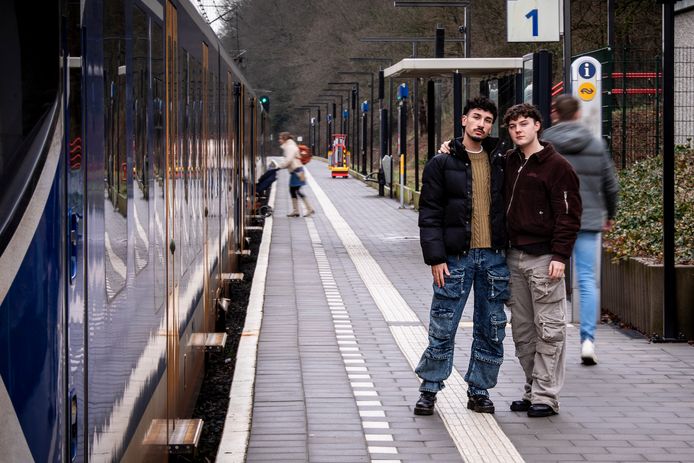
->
<box><xmin>578</xmin><ymin>82</ymin><xmax>597</xmax><ymax>101</ymax></box>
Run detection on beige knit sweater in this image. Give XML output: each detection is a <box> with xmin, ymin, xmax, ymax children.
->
<box><xmin>468</xmin><ymin>151</ymin><xmax>491</xmax><ymax>249</ymax></box>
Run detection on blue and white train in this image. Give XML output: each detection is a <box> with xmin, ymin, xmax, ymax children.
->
<box><xmin>0</xmin><ymin>0</ymin><xmax>268</xmax><ymax>461</ymax></box>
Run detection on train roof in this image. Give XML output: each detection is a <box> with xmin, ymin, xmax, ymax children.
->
<box><xmin>383</xmin><ymin>57</ymin><xmax>523</xmax><ymax>79</ymax></box>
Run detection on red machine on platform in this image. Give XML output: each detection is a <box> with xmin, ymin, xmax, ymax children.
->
<box><xmin>328</xmin><ymin>133</ymin><xmax>349</xmax><ymax>178</ymax></box>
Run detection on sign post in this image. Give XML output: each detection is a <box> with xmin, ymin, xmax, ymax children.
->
<box><xmin>571</xmin><ymin>56</ymin><xmax>602</xmax><ymax>138</ymax></box>
<box><xmin>507</xmin><ymin>0</ymin><xmax>561</xmax><ymax>42</ymax></box>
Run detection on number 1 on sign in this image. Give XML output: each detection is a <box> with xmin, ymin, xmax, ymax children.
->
<box><xmin>525</xmin><ymin>8</ymin><xmax>538</xmax><ymax>37</ymax></box>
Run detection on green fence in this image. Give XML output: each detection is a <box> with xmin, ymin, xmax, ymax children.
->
<box><xmin>576</xmin><ymin>47</ymin><xmax>663</xmax><ymax>169</ymax></box>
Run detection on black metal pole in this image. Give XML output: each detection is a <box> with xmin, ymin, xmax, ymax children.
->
<box><xmin>427</xmin><ymin>80</ymin><xmax>436</xmax><ymax>160</ymax></box>
<box><xmin>464</xmin><ymin>6</ymin><xmax>470</xmax><ymax>98</ymax></box>
<box><xmin>453</xmin><ymin>71</ymin><xmax>463</xmax><ymax>138</ymax></box>
<box><xmin>379</xmin><ymin>107</ymin><xmax>388</xmax><ymax>196</ymax></box>
<box><xmin>533</xmin><ymin>50</ymin><xmax>553</xmax><ymax>128</ymax></box>
<box><xmin>435</xmin><ymin>26</ymin><xmax>445</xmax><ymax>57</ymax></box>
<box><xmin>362</xmin><ymin>110</ymin><xmax>368</xmax><ymax>175</ymax></box>
<box><xmin>370</xmin><ymin>73</ymin><xmax>374</xmax><ymax>173</ymax></box>
<box><xmin>389</xmin><ymin>80</ymin><xmax>394</xmax><ymax>158</ymax></box>
<box><xmin>621</xmin><ymin>46</ymin><xmax>628</xmax><ymax>169</ymax></box>
<box><xmin>607</xmin><ymin>0</ymin><xmax>615</xmax><ymax>50</ymax></box>
<box><xmin>430</xmin><ymin>25</ymin><xmax>445</xmax><ymax>156</ymax></box>
<box><xmin>414</xmin><ymin>78</ymin><xmax>420</xmax><ymax>191</ymax></box>
<box><xmin>563</xmin><ymin>0</ymin><xmax>571</xmax><ymax>93</ymax></box>
<box><xmin>661</xmin><ymin>0</ymin><xmax>677</xmax><ymax>340</ymax></box>
<box><xmin>399</xmin><ymin>98</ymin><xmax>408</xmax><ymax>187</ymax></box>
<box><xmin>327</xmin><ymin>106</ymin><xmax>332</xmax><ymax>152</ymax></box>
<box><xmin>314</xmin><ymin>120</ymin><xmax>317</xmax><ymax>155</ymax></box>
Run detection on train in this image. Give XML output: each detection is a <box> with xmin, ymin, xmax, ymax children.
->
<box><xmin>0</xmin><ymin>0</ymin><xmax>269</xmax><ymax>461</ymax></box>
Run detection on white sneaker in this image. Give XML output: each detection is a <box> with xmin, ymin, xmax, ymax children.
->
<box><xmin>581</xmin><ymin>340</ymin><xmax>598</xmax><ymax>366</ymax></box>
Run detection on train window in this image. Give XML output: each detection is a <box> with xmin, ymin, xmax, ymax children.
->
<box><xmin>133</xmin><ymin>6</ymin><xmax>149</xmax><ymax>274</ymax></box>
<box><xmin>103</xmin><ymin>1</ymin><xmax>128</xmax><ymax>300</ymax></box>
<box><xmin>152</xmin><ymin>20</ymin><xmax>165</xmax><ymax>312</ymax></box>
<box><xmin>189</xmin><ymin>57</ymin><xmax>200</xmax><ymax>257</ymax></box>
<box><xmin>192</xmin><ymin>58</ymin><xmax>203</xmax><ymax>256</ymax></box>
<box><xmin>0</xmin><ymin>2</ymin><xmax>59</xmax><ymax>252</ymax></box>
<box><xmin>181</xmin><ymin>50</ymin><xmax>190</xmax><ymax>271</ymax></box>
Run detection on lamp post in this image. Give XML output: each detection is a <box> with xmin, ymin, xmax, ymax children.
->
<box><xmin>323</xmin><ymin>86</ymin><xmax>352</xmax><ymax>159</ymax></box>
<box><xmin>297</xmin><ymin>106</ymin><xmax>312</xmax><ymax>145</ymax></box>
<box><xmin>349</xmin><ymin>57</ymin><xmax>394</xmax><ymax>183</ymax></box>
<box><xmin>316</xmin><ymin>97</ymin><xmax>340</xmax><ymax>153</ymax></box>
<box><xmin>319</xmin><ymin>92</ymin><xmax>345</xmax><ymax>134</ymax></box>
<box><xmin>310</xmin><ymin>101</ymin><xmax>330</xmax><ymax>156</ymax></box>
<box><xmin>329</xmin><ymin>82</ymin><xmax>360</xmax><ymax>173</ymax></box>
<box><xmin>339</xmin><ymin>71</ymin><xmax>374</xmax><ymax>176</ymax></box>
<box><xmin>298</xmin><ymin>105</ymin><xmax>320</xmax><ymax>156</ymax></box>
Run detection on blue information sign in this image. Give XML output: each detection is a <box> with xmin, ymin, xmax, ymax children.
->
<box><xmin>578</xmin><ymin>61</ymin><xmax>596</xmax><ymax>79</ymax></box>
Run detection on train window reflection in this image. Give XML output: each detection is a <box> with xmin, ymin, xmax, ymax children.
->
<box><xmin>104</xmin><ymin>2</ymin><xmax>128</xmax><ymax>300</ymax></box>
<box><xmin>133</xmin><ymin>6</ymin><xmax>149</xmax><ymax>274</ymax></box>
<box><xmin>152</xmin><ymin>21</ymin><xmax>165</xmax><ymax>312</ymax></box>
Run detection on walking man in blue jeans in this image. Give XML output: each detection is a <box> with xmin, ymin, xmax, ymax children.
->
<box><xmin>542</xmin><ymin>95</ymin><xmax>619</xmax><ymax>365</ymax></box>
<box><xmin>414</xmin><ymin>97</ymin><xmax>512</xmax><ymax>416</ymax></box>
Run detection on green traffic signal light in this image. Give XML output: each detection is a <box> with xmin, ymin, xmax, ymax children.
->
<box><xmin>259</xmin><ymin>95</ymin><xmax>270</xmax><ymax>111</ymax></box>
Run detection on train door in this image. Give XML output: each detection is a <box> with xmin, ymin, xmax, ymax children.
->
<box><xmin>165</xmin><ymin>0</ymin><xmax>181</xmax><ymax>432</ymax></box>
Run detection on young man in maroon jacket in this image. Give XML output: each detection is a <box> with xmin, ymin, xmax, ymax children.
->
<box><xmin>503</xmin><ymin>103</ymin><xmax>582</xmax><ymax>417</ymax></box>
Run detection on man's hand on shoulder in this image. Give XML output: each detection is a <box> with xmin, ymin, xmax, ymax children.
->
<box><xmin>438</xmin><ymin>140</ymin><xmax>452</xmax><ymax>154</ymax></box>
<box><xmin>431</xmin><ymin>262</ymin><xmax>450</xmax><ymax>288</ymax></box>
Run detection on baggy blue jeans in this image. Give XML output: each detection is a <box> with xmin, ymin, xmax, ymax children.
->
<box><xmin>574</xmin><ymin>232</ymin><xmax>600</xmax><ymax>342</ymax></box>
<box><xmin>415</xmin><ymin>249</ymin><xmax>510</xmax><ymax>397</ymax></box>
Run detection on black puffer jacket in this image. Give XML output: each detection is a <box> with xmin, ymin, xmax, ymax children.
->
<box><xmin>419</xmin><ymin>136</ymin><xmax>510</xmax><ymax>265</ymax></box>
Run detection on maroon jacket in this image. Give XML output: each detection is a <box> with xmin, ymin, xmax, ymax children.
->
<box><xmin>504</xmin><ymin>142</ymin><xmax>582</xmax><ymax>264</ymax></box>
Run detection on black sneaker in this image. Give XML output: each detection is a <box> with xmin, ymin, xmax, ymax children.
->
<box><xmin>467</xmin><ymin>395</ymin><xmax>495</xmax><ymax>414</ymax></box>
<box><xmin>527</xmin><ymin>403</ymin><xmax>558</xmax><ymax>417</ymax></box>
<box><xmin>510</xmin><ymin>399</ymin><xmax>531</xmax><ymax>412</ymax></box>
<box><xmin>414</xmin><ymin>392</ymin><xmax>437</xmax><ymax>416</ymax></box>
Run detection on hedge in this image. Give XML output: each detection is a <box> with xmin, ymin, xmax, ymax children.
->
<box><xmin>603</xmin><ymin>148</ymin><xmax>694</xmax><ymax>265</ymax></box>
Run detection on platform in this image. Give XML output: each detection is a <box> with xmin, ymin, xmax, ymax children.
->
<box><xmin>217</xmin><ymin>158</ymin><xmax>694</xmax><ymax>463</ymax></box>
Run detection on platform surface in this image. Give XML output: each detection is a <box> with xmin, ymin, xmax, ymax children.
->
<box><xmin>228</xmin><ymin>158</ymin><xmax>694</xmax><ymax>463</ymax></box>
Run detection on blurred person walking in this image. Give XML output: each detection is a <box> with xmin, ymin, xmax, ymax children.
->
<box><xmin>542</xmin><ymin>95</ymin><xmax>619</xmax><ymax>365</ymax></box>
<box><xmin>278</xmin><ymin>131</ymin><xmax>314</xmax><ymax>217</ymax></box>
<box><xmin>503</xmin><ymin>103</ymin><xmax>582</xmax><ymax>417</ymax></box>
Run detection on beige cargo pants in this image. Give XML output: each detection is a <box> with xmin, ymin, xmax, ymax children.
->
<box><xmin>507</xmin><ymin>249</ymin><xmax>567</xmax><ymax>412</ymax></box>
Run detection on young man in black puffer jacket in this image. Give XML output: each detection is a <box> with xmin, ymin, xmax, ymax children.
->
<box><xmin>414</xmin><ymin>97</ymin><xmax>512</xmax><ymax>416</ymax></box>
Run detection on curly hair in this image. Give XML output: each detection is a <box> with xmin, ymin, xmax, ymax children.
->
<box><xmin>503</xmin><ymin>103</ymin><xmax>543</xmax><ymax>127</ymax></box>
<box><xmin>464</xmin><ymin>96</ymin><xmax>498</xmax><ymax>122</ymax></box>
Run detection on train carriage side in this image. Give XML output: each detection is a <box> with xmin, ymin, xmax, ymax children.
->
<box><xmin>0</xmin><ymin>0</ymin><xmax>268</xmax><ymax>460</ymax></box>
<box><xmin>0</xmin><ymin>3</ymin><xmax>67</xmax><ymax>462</ymax></box>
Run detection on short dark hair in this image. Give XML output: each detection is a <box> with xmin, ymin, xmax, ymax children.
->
<box><xmin>464</xmin><ymin>96</ymin><xmax>497</xmax><ymax>122</ymax></box>
<box><xmin>503</xmin><ymin>103</ymin><xmax>543</xmax><ymax>129</ymax></box>
<box><xmin>553</xmin><ymin>94</ymin><xmax>580</xmax><ymax>122</ymax></box>
<box><xmin>279</xmin><ymin>131</ymin><xmax>294</xmax><ymax>140</ymax></box>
